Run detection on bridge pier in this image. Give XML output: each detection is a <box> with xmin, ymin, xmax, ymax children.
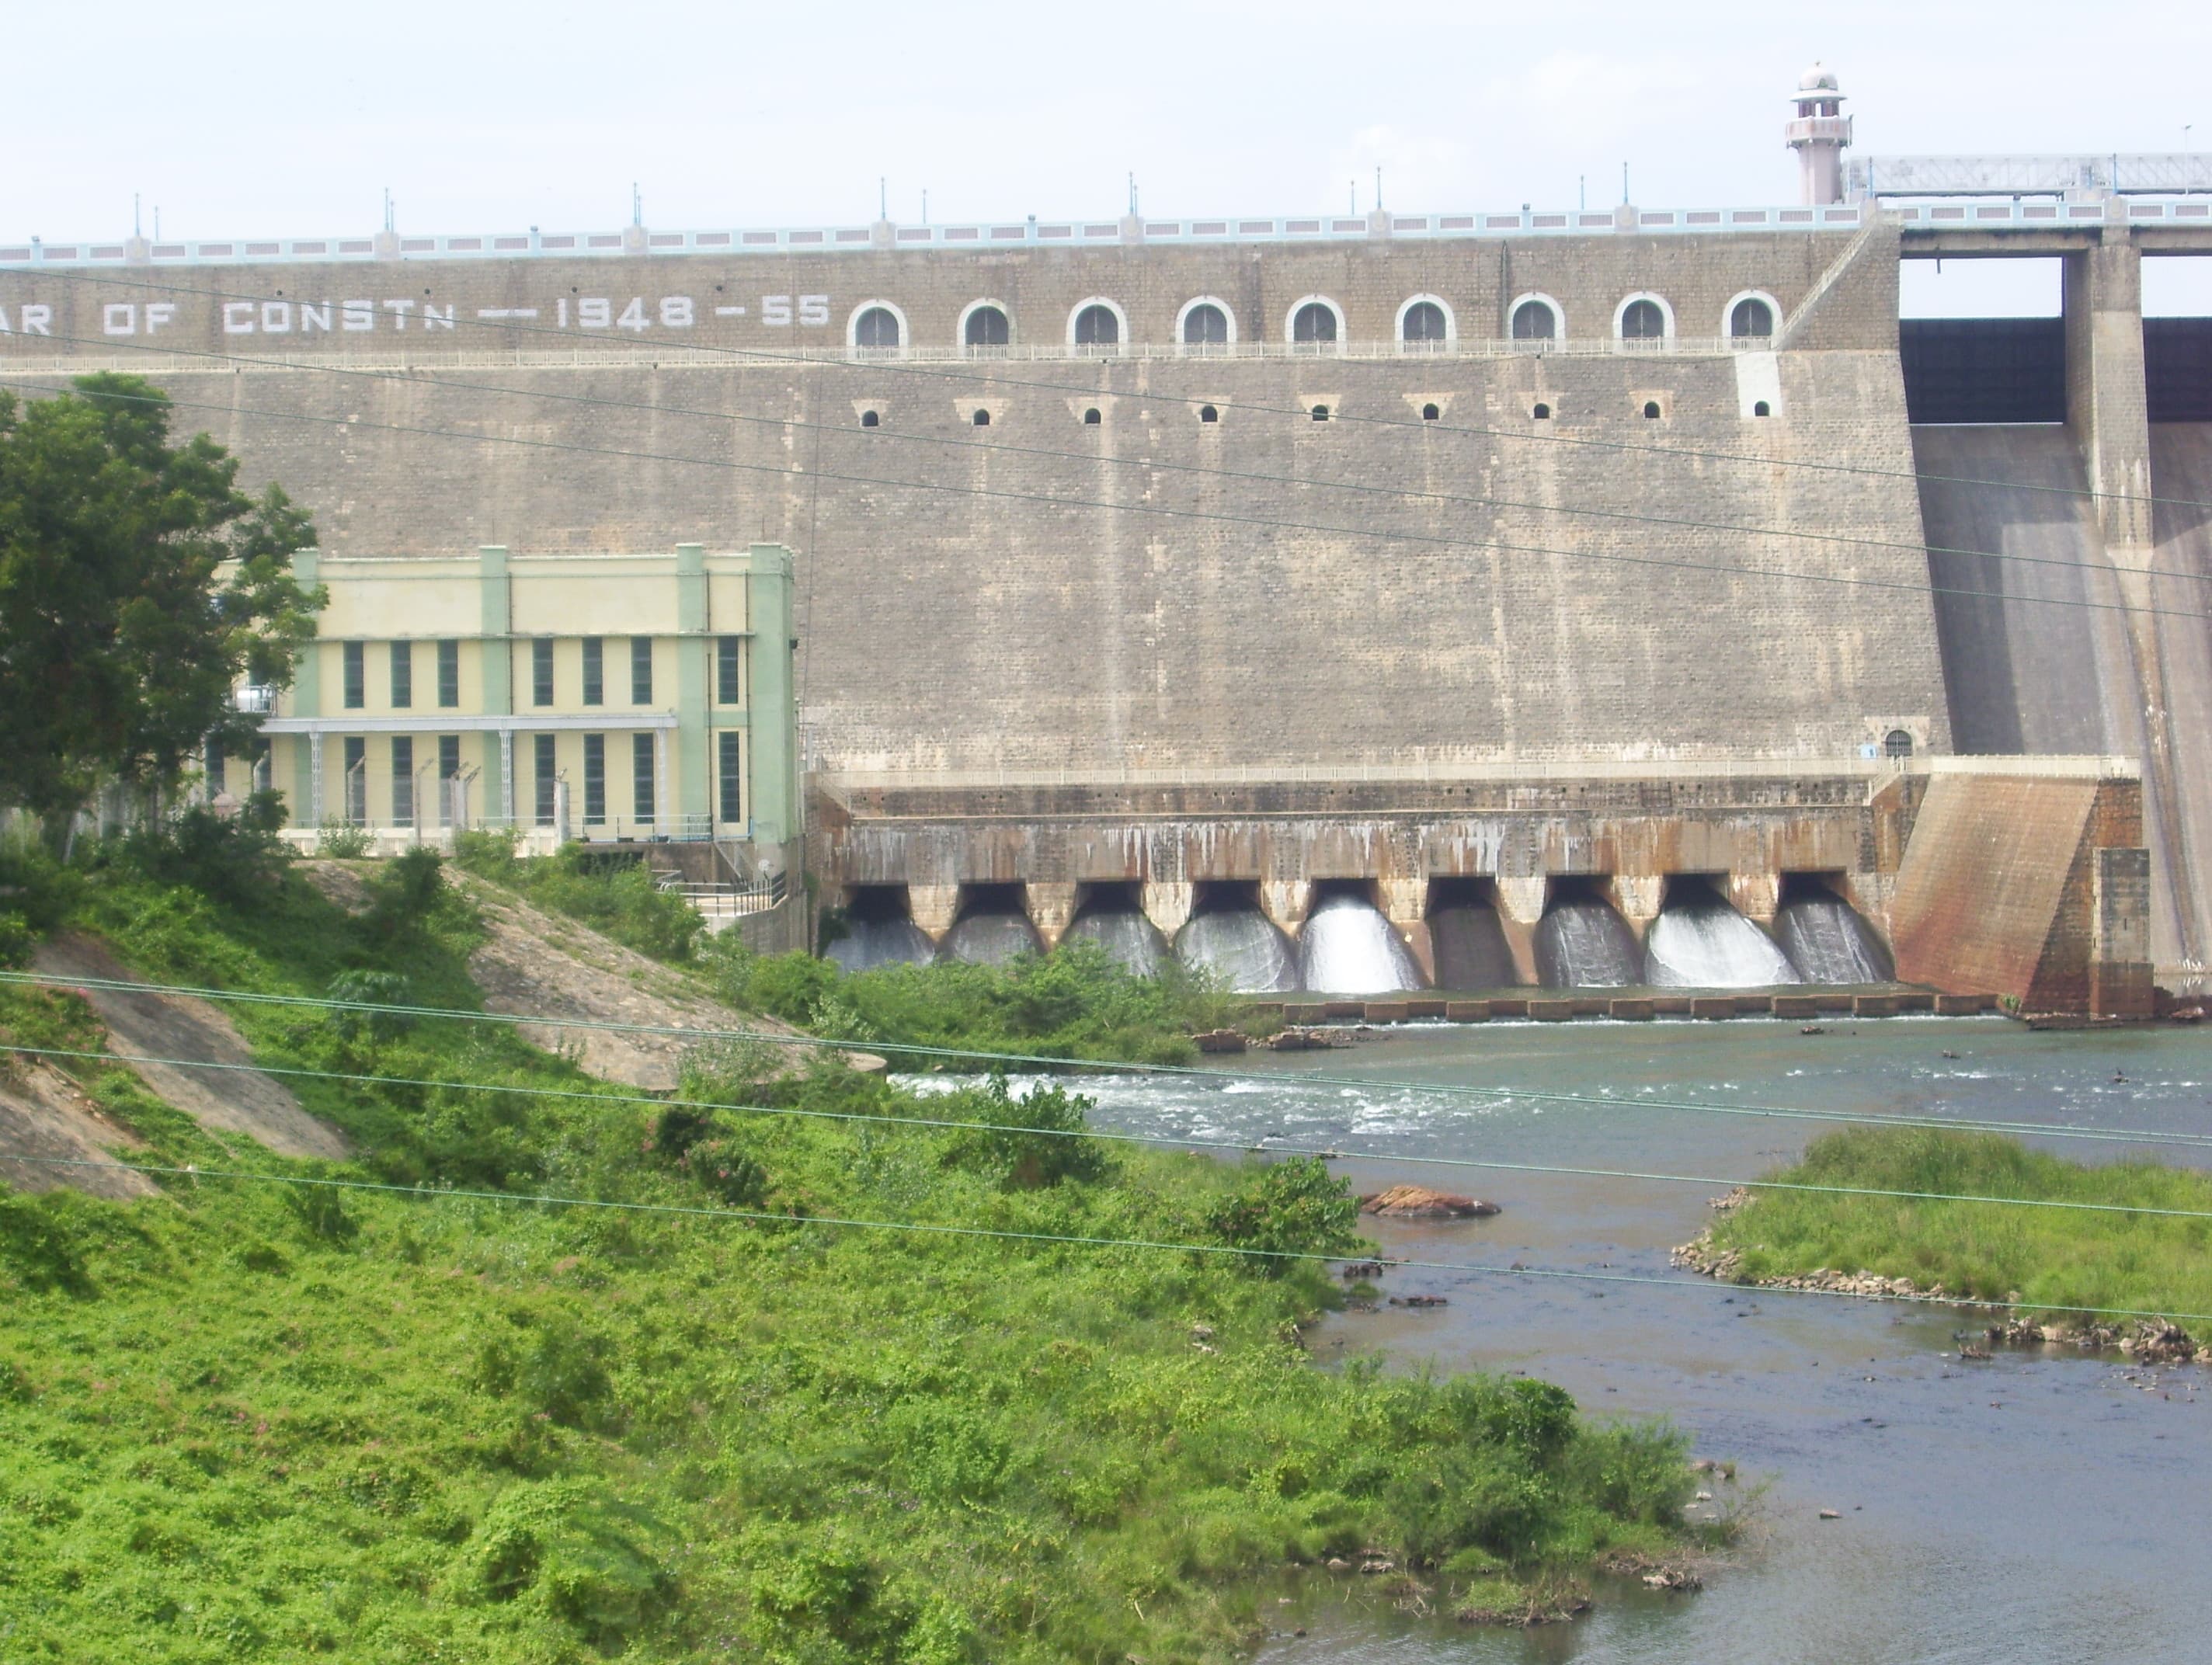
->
<box><xmin>1026</xmin><ymin>882</ymin><xmax>1079</xmax><ymax>950</ymax></box>
<box><xmin>1260</xmin><ymin>879</ymin><xmax>1313</xmax><ymax>936</ymax></box>
<box><xmin>1141</xmin><ymin>881</ymin><xmax>1193</xmax><ymax>941</ymax></box>
<box><xmin>1727</xmin><ymin>871</ymin><xmax>1781</xmax><ymax>926</ymax></box>
<box><xmin>909</xmin><ymin>884</ymin><xmax>960</xmax><ymax>941</ymax></box>
<box><xmin>1609</xmin><ymin>875</ymin><xmax>1664</xmax><ymax>940</ymax></box>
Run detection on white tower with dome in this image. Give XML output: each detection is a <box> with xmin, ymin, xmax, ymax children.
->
<box><xmin>1785</xmin><ymin>64</ymin><xmax>1852</xmax><ymax>204</ymax></box>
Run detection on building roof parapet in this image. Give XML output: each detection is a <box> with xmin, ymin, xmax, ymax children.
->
<box><xmin>0</xmin><ymin>205</ymin><xmax>1871</xmax><ymax>269</ymax></box>
<box><xmin>1851</xmin><ymin>153</ymin><xmax>2212</xmax><ymax>198</ymax></box>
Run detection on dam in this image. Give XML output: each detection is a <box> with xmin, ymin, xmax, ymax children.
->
<box><xmin>0</xmin><ymin>65</ymin><xmax>2194</xmax><ymax>1016</ymax></box>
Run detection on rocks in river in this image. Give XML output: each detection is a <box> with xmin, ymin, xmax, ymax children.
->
<box><xmin>1708</xmin><ymin>1187</ymin><xmax>1751</xmax><ymax>1214</ymax></box>
<box><xmin>1360</xmin><ymin>1184</ymin><xmax>1501</xmax><ymax>1218</ymax></box>
<box><xmin>1338</xmin><ymin>1259</ymin><xmax>1387</xmax><ymax>1280</ymax></box>
<box><xmin>1191</xmin><ymin>1028</ymin><xmax>1247</xmax><ymax>1054</ymax></box>
<box><xmin>1386</xmin><ymin>1294</ymin><xmax>1449</xmax><ymax>1309</ymax></box>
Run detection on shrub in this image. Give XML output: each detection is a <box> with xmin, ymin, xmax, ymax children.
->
<box><xmin>315</xmin><ymin>822</ymin><xmax>373</xmax><ymax>858</ymax></box>
<box><xmin>0</xmin><ymin>909</ymin><xmax>33</xmax><ymax>968</ymax></box>
<box><xmin>1207</xmin><ymin>1156</ymin><xmax>1365</xmax><ymax>1274</ymax></box>
<box><xmin>942</xmin><ymin>1075</ymin><xmax>1109</xmax><ymax>1190</ymax></box>
<box><xmin>325</xmin><ymin>968</ymin><xmax>416</xmax><ymax>1040</ymax></box>
<box><xmin>118</xmin><ymin>795</ymin><xmax>292</xmax><ymax>911</ymax></box>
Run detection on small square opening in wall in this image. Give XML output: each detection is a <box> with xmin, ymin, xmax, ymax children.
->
<box><xmin>1640</xmin><ymin>398</ymin><xmax>1664</xmax><ymax>419</ymax></box>
<box><xmin>1532</xmin><ymin>401</ymin><xmax>1552</xmax><ymax>419</ymax></box>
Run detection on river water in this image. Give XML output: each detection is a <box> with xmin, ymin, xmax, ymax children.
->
<box><xmin>905</xmin><ymin>1018</ymin><xmax>2212</xmax><ymax>1663</ymax></box>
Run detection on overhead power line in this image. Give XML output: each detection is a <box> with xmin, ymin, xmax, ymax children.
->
<box><xmin>6</xmin><ymin>1145</ymin><xmax>2206</xmax><ymax>1329</ymax></box>
<box><xmin>12</xmin><ymin>376</ymin><xmax>2211</xmax><ymax>627</ymax></box>
<box><xmin>16</xmin><ymin>322</ymin><xmax>2210</xmax><ymax>593</ymax></box>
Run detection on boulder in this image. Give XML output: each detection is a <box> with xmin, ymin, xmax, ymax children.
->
<box><xmin>1359</xmin><ymin>1184</ymin><xmax>1501</xmax><ymax>1218</ymax></box>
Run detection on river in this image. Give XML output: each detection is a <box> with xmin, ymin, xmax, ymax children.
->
<box><xmin>905</xmin><ymin>1017</ymin><xmax>2212</xmax><ymax>1663</ymax></box>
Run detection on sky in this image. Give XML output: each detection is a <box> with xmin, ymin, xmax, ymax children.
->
<box><xmin>12</xmin><ymin>1</ymin><xmax>2212</xmax><ymax>311</ymax></box>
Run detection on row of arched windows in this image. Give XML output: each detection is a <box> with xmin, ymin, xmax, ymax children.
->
<box><xmin>845</xmin><ymin>293</ymin><xmax>1780</xmax><ymax>350</ymax></box>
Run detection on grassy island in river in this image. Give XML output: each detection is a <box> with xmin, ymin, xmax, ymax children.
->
<box><xmin>0</xmin><ymin>824</ymin><xmax>1701</xmax><ymax>1662</ymax></box>
<box><xmin>1692</xmin><ymin>1125</ymin><xmax>2212</xmax><ymax>1343</ymax></box>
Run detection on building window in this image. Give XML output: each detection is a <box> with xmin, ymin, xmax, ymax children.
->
<box><xmin>1073</xmin><ymin>304</ymin><xmax>1119</xmax><ymax>346</ymax></box>
<box><xmin>343</xmin><ymin>735</ymin><xmax>367</xmax><ymax>823</ymax></box>
<box><xmin>1082</xmin><ymin>408</ymin><xmax>1101</xmax><ymax>425</ymax></box>
<box><xmin>717</xmin><ymin>636</ymin><xmax>741</xmax><ymax>705</ymax></box>
<box><xmin>1309</xmin><ymin>404</ymin><xmax>1330</xmax><ymax>422</ymax></box>
<box><xmin>438</xmin><ymin>735</ymin><xmax>461</xmax><ymax>823</ymax></box>
<box><xmin>532</xmin><ymin>638</ymin><xmax>554</xmax><ymax>707</ymax></box>
<box><xmin>1198</xmin><ymin>405</ymin><xmax>1219</xmax><ymax>422</ymax></box>
<box><xmin>391</xmin><ymin>736</ymin><xmax>414</xmax><ymax>827</ymax></box>
<box><xmin>1883</xmin><ymin>728</ymin><xmax>1915</xmax><ymax>760</ymax></box>
<box><xmin>972</xmin><ymin>408</ymin><xmax>991</xmax><ymax>426</ymax></box>
<box><xmin>1730</xmin><ymin>297</ymin><xmax>1776</xmax><ymax>339</ymax></box>
<box><xmin>632</xmin><ymin>732</ymin><xmax>656</xmax><ymax>823</ymax></box>
<box><xmin>1421</xmin><ymin>403</ymin><xmax>1440</xmax><ymax>421</ymax></box>
<box><xmin>389</xmin><ymin>641</ymin><xmax>412</xmax><ymax>709</ymax></box>
<box><xmin>203</xmin><ymin>738</ymin><xmax>225</xmax><ymax>798</ymax></box>
<box><xmin>1642</xmin><ymin>400</ymin><xmax>1662</xmax><ymax>419</ymax></box>
<box><xmin>1620</xmin><ymin>298</ymin><xmax>1667</xmax><ymax>339</ymax></box>
<box><xmin>343</xmin><ymin>641</ymin><xmax>365</xmax><ymax>710</ymax></box>
<box><xmin>1292</xmin><ymin>301</ymin><xmax>1337</xmax><ymax>343</ymax></box>
<box><xmin>630</xmin><ymin>638</ymin><xmax>653</xmax><ymax>704</ymax></box>
<box><xmin>1400</xmin><ymin>301</ymin><xmax>1449</xmax><ymax>343</ymax></box>
<box><xmin>436</xmin><ymin>639</ymin><xmax>459</xmax><ymax>708</ymax></box>
<box><xmin>1532</xmin><ymin>402</ymin><xmax>1552</xmax><ymax>419</ymax></box>
<box><xmin>1753</xmin><ymin>400</ymin><xmax>1772</xmax><ymax>417</ymax></box>
<box><xmin>719</xmin><ymin>731</ymin><xmax>743</xmax><ymax>825</ymax></box>
<box><xmin>583</xmin><ymin>734</ymin><xmax>606</xmax><ymax>825</ymax></box>
<box><xmin>1511</xmin><ymin>299</ymin><xmax>1558</xmax><ymax>340</ymax></box>
<box><xmin>854</xmin><ymin>306</ymin><xmax>902</xmax><ymax>348</ymax></box>
<box><xmin>582</xmin><ymin>636</ymin><xmax>603</xmax><ymax>706</ymax></box>
<box><xmin>963</xmin><ymin>304</ymin><xmax>1009</xmax><ymax>346</ymax></box>
<box><xmin>1182</xmin><ymin>302</ymin><xmax>1229</xmax><ymax>345</ymax></box>
<box><xmin>860</xmin><ymin>409</ymin><xmax>880</xmax><ymax>428</ymax></box>
<box><xmin>534</xmin><ymin>734</ymin><xmax>558</xmax><ymax>826</ymax></box>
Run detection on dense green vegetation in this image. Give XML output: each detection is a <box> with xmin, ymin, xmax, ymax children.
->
<box><xmin>0</xmin><ymin>827</ymin><xmax>1698</xmax><ymax>1662</ymax></box>
<box><xmin>450</xmin><ymin>828</ymin><xmax>1250</xmax><ymax>1067</ymax></box>
<box><xmin>714</xmin><ymin>942</ymin><xmax>1248</xmax><ymax>1068</ymax></box>
<box><xmin>450</xmin><ymin>829</ymin><xmax>705</xmax><ymax>965</ymax></box>
<box><xmin>1706</xmin><ymin>1126</ymin><xmax>2212</xmax><ymax>1321</ymax></box>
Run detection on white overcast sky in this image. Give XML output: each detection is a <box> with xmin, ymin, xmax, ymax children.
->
<box><xmin>13</xmin><ymin>0</ymin><xmax>2212</xmax><ymax>313</ymax></box>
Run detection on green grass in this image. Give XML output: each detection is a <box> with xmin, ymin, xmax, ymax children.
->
<box><xmin>450</xmin><ymin>829</ymin><xmax>704</xmax><ymax>965</ymax></box>
<box><xmin>1706</xmin><ymin>1126</ymin><xmax>2212</xmax><ymax>1323</ymax></box>
<box><xmin>0</xmin><ymin>830</ymin><xmax>1698</xmax><ymax>1662</ymax></box>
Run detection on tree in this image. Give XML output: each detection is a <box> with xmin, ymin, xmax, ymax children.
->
<box><xmin>0</xmin><ymin>373</ymin><xmax>322</xmax><ymax>841</ymax></box>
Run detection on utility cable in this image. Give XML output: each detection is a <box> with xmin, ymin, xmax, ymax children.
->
<box><xmin>5</xmin><ymin>1145</ymin><xmax>2207</xmax><ymax>1329</ymax></box>
<box><xmin>10</xmin><ymin>968</ymin><xmax>2197</xmax><ymax>1152</ymax></box>
<box><xmin>13</xmin><ymin>1037</ymin><xmax>2212</xmax><ymax>1218</ymax></box>
<box><xmin>16</xmin><ymin>322</ymin><xmax>2210</xmax><ymax>594</ymax></box>
<box><xmin>26</xmin><ymin>261</ymin><xmax>2212</xmax><ymax>518</ymax></box>
<box><xmin>12</xmin><ymin>375</ymin><xmax>2210</xmax><ymax>627</ymax></box>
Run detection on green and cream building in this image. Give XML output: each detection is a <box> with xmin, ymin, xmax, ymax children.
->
<box><xmin>221</xmin><ymin>544</ymin><xmax>799</xmax><ymax>868</ymax></box>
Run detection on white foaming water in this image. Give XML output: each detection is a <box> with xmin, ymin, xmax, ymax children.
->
<box><xmin>1773</xmin><ymin>893</ymin><xmax>1894</xmax><ymax>983</ymax></box>
<box><xmin>827</xmin><ymin>916</ymin><xmax>937</xmax><ymax>972</ymax></box>
<box><xmin>1177</xmin><ymin>908</ymin><xmax>1299</xmax><ymax>992</ymax></box>
<box><xmin>1298</xmin><ymin>894</ymin><xmax>1425</xmax><ymax>993</ymax></box>
<box><xmin>1533</xmin><ymin>900</ymin><xmax>1640</xmax><ymax>986</ymax></box>
<box><xmin>1644</xmin><ymin>898</ymin><xmax>1800</xmax><ymax>987</ymax></box>
<box><xmin>1062</xmin><ymin>909</ymin><xmax>1170</xmax><ymax>976</ymax></box>
<box><xmin>938</xmin><ymin>911</ymin><xmax>1042</xmax><ymax>966</ymax></box>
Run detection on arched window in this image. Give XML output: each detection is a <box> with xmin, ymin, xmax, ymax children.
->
<box><xmin>1729</xmin><ymin>297</ymin><xmax>1774</xmax><ymax>339</ymax></box>
<box><xmin>1883</xmin><ymin>728</ymin><xmax>1915</xmax><ymax>760</ymax></box>
<box><xmin>1511</xmin><ymin>299</ymin><xmax>1557</xmax><ymax>340</ymax></box>
<box><xmin>854</xmin><ymin>306</ymin><xmax>903</xmax><ymax>348</ymax></box>
<box><xmin>964</xmin><ymin>304</ymin><xmax>1010</xmax><ymax>346</ymax></box>
<box><xmin>1310</xmin><ymin>404</ymin><xmax>1330</xmax><ymax>422</ymax></box>
<box><xmin>1620</xmin><ymin>299</ymin><xmax>1667</xmax><ymax>340</ymax></box>
<box><xmin>1182</xmin><ymin>303</ymin><xmax>1229</xmax><ymax>346</ymax></box>
<box><xmin>1532</xmin><ymin>402</ymin><xmax>1551</xmax><ymax>420</ymax></box>
<box><xmin>860</xmin><ymin>409</ymin><xmax>880</xmax><ymax>429</ymax></box>
<box><xmin>1292</xmin><ymin>301</ymin><xmax>1338</xmax><ymax>343</ymax></box>
<box><xmin>972</xmin><ymin>408</ymin><xmax>991</xmax><ymax>426</ymax></box>
<box><xmin>1400</xmin><ymin>300</ymin><xmax>1448</xmax><ymax>343</ymax></box>
<box><xmin>1642</xmin><ymin>400</ymin><xmax>1662</xmax><ymax>419</ymax></box>
<box><xmin>1198</xmin><ymin>405</ymin><xmax>1219</xmax><ymax>423</ymax></box>
<box><xmin>1073</xmin><ymin>304</ymin><xmax>1120</xmax><ymax>346</ymax></box>
<box><xmin>1753</xmin><ymin>400</ymin><xmax>1772</xmax><ymax>418</ymax></box>
<box><xmin>1083</xmin><ymin>408</ymin><xmax>1101</xmax><ymax>425</ymax></box>
<box><xmin>1421</xmin><ymin>403</ymin><xmax>1440</xmax><ymax>422</ymax></box>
